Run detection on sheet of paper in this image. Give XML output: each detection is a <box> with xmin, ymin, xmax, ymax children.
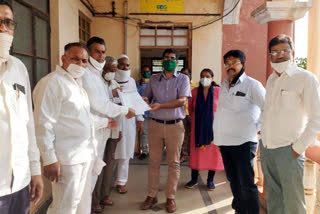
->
<box><xmin>118</xmin><ymin>90</ymin><xmax>150</xmax><ymax>115</ymax></box>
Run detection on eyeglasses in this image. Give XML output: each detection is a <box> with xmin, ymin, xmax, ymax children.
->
<box><xmin>270</xmin><ymin>48</ymin><xmax>291</xmax><ymax>56</ymax></box>
<box><xmin>224</xmin><ymin>61</ymin><xmax>241</xmax><ymax>68</ymax></box>
<box><xmin>163</xmin><ymin>56</ymin><xmax>176</xmax><ymax>60</ymax></box>
<box><xmin>0</xmin><ymin>19</ymin><xmax>17</xmax><ymax>31</ymax></box>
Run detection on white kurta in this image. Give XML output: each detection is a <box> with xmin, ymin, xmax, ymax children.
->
<box><xmin>82</xmin><ymin>63</ymin><xmax>129</xmax><ymax>160</ymax></box>
<box><xmin>114</xmin><ymin>77</ymin><xmax>144</xmax><ymax>160</ymax></box>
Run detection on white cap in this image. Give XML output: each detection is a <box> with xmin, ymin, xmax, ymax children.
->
<box><xmin>118</xmin><ymin>54</ymin><xmax>129</xmax><ymax>60</ymax></box>
<box><xmin>111</xmin><ymin>59</ymin><xmax>118</xmax><ymax>65</ymax></box>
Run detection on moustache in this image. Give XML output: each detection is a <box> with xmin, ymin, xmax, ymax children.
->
<box><xmin>227</xmin><ymin>68</ymin><xmax>236</xmax><ymax>74</ymax></box>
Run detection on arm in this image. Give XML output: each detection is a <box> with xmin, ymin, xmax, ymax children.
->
<box><xmin>251</xmin><ymin>82</ymin><xmax>266</xmax><ymax>131</ymax></box>
<box><xmin>82</xmin><ymin>73</ymin><xmax>128</xmax><ymax>118</ymax></box>
<box><xmin>33</xmin><ymin>79</ymin><xmax>61</xmax><ymax>166</ymax></box>
<box><xmin>292</xmin><ymin>74</ymin><xmax>320</xmax><ymax>155</ymax></box>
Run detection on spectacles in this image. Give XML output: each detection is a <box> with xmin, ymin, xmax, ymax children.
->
<box><xmin>0</xmin><ymin>19</ymin><xmax>17</xmax><ymax>31</ymax></box>
<box><xmin>224</xmin><ymin>61</ymin><xmax>241</xmax><ymax>68</ymax></box>
<box><xmin>163</xmin><ymin>56</ymin><xmax>176</xmax><ymax>60</ymax></box>
<box><xmin>270</xmin><ymin>48</ymin><xmax>291</xmax><ymax>56</ymax></box>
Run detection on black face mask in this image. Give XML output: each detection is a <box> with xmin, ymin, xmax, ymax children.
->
<box><xmin>230</xmin><ymin>67</ymin><xmax>245</xmax><ymax>85</ymax></box>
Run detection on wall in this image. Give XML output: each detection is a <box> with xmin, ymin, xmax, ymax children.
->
<box><xmin>222</xmin><ymin>0</ymin><xmax>268</xmax><ymax>85</ymax></box>
<box><xmin>50</xmin><ymin>0</ymin><xmax>92</xmax><ymax>71</ymax></box>
<box><xmin>91</xmin><ymin>0</ymin><xmax>224</xmax><ymax>82</ymax></box>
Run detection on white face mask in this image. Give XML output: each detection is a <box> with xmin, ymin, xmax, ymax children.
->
<box><xmin>0</xmin><ymin>33</ymin><xmax>13</xmax><ymax>60</ymax></box>
<box><xmin>67</xmin><ymin>64</ymin><xmax>86</xmax><ymax>79</ymax></box>
<box><xmin>270</xmin><ymin>59</ymin><xmax>292</xmax><ymax>74</ymax></box>
<box><xmin>104</xmin><ymin>72</ymin><xmax>115</xmax><ymax>81</ymax></box>
<box><xmin>90</xmin><ymin>56</ymin><xmax>106</xmax><ymax>71</ymax></box>
<box><xmin>200</xmin><ymin>77</ymin><xmax>212</xmax><ymax>87</ymax></box>
<box><xmin>115</xmin><ymin>68</ymin><xmax>131</xmax><ymax>82</ymax></box>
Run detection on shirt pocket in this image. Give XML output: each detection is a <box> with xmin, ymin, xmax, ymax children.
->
<box><xmin>232</xmin><ymin>95</ymin><xmax>250</xmax><ymax>112</ymax></box>
<box><xmin>7</xmin><ymin>86</ymin><xmax>29</xmax><ymax>123</ymax></box>
<box><xmin>280</xmin><ymin>90</ymin><xmax>301</xmax><ymax>109</ymax></box>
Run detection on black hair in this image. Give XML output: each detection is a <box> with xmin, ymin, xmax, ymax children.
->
<box><xmin>269</xmin><ymin>34</ymin><xmax>294</xmax><ymax>52</ymax></box>
<box><xmin>200</xmin><ymin>68</ymin><xmax>219</xmax><ymax>87</ymax></box>
<box><xmin>86</xmin><ymin>36</ymin><xmax>105</xmax><ymax>50</ymax></box>
<box><xmin>223</xmin><ymin>50</ymin><xmax>246</xmax><ymax>65</ymax></box>
<box><xmin>0</xmin><ymin>0</ymin><xmax>13</xmax><ymax>14</ymax></box>
<box><xmin>64</xmin><ymin>42</ymin><xmax>88</xmax><ymax>53</ymax></box>
<box><xmin>162</xmin><ymin>48</ymin><xmax>178</xmax><ymax>59</ymax></box>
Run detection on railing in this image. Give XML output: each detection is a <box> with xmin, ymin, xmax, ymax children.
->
<box><xmin>255</xmin><ymin>144</ymin><xmax>320</xmax><ymax>214</ymax></box>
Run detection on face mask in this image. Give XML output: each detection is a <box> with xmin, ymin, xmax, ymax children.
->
<box><xmin>104</xmin><ymin>72</ymin><xmax>115</xmax><ymax>81</ymax></box>
<box><xmin>90</xmin><ymin>56</ymin><xmax>106</xmax><ymax>71</ymax></box>
<box><xmin>200</xmin><ymin>77</ymin><xmax>212</xmax><ymax>87</ymax></box>
<box><xmin>163</xmin><ymin>60</ymin><xmax>177</xmax><ymax>72</ymax></box>
<box><xmin>115</xmin><ymin>68</ymin><xmax>131</xmax><ymax>82</ymax></box>
<box><xmin>0</xmin><ymin>33</ymin><xmax>13</xmax><ymax>60</ymax></box>
<box><xmin>142</xmin><ymin>72</ymin><xmax>151</xmax><ymax>79</ymax></box>
<box><xmin>67</xmin><ymin>64</ymin><xmax>86</xmax><ymax>79</ymax></box>
<box><xmin>270</xmin><ymin>59</ymin><xmax>292</xmax><ymax>74</ymax></box>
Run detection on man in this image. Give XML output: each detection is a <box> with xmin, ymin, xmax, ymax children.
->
<box><xmin>213</xmin><ymin>50</ymin><xmax>265</xmax><ymax>214</ymax></box>
<box><xmin>33</xmin><ymin>43</ymin><xmax>112</xmax><ymax>214</ymax></box>
<box><xmin>82</xmin><ymin>37</ymin><xmax>135</xmax><ymax>213</ymax></box>
<box><xmin>0</xmin><ymin>1</ymin><xmax>43</xmax><ymax>213</ymax></box>
<box><xmin>260</xmin><ymin>34</ymin><xmax>320</xmax><ymax>214</ymax></box>
<box><xmin>136</xmin><ymin>65</ymin><xmax>151</xmax><ymax>160</ymax></box>
<box><xmin>141</xmin><ymin>48</ymin><xmax>191</xmax><ymax>213</ymax></box>
<box><xmin>114</xmin><ymin>54</ymin><xmax>144</xmax><ymax>194</ymax></box>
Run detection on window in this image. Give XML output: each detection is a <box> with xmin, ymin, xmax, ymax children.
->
<box><xmin>140</xmin><ymin>25</ymin><xmax>190</xmax><ymax>48</ymax></box>
<box><xmin>11</xmin><ymin>0</ymin><xmax>50</xmax><ymax>88</ymax></box>
<box><xmin>79</xmin><ymin>11</ymin><xmax>91</xmax><ymax>45</ymax></box>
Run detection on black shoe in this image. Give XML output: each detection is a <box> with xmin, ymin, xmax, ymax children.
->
<box><xmin>185</xmin><ymin>180</ymin><xmax>198</xmax><ymax>189</ymax></box>
<box><xmin>139</xmin><ymin>153</ymin><xmax>148</xmax><ymax>160</ymax></box>
<box><xmin>207</xmin><ymin>181</ymin><xmax>215</xmax><ymax>191</ymax></box>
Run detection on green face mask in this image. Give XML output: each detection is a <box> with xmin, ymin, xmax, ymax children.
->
<box><xmin>163</xmin><ymin>60</ymin><xmax>177</xmax><ymax>72</ymax></box>
<box><xmin>142</xmin><ymin>72</ymin><xmax>151</xmax><ymax>78</ymax></box>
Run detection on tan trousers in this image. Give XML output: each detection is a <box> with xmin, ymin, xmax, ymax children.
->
<box><xmin>148</xmin><ymin>120</ymin><xmax>185</xmax><ymax>199</ymax></box>
<box><xmin>92</xmin><ymin>139</ymin><xmax>118</xmax><ymax>206</ymax></box>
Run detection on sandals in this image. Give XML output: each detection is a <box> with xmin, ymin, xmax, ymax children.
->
<box><xmin>116</xmin><ymin>185</ymin><xmax>128</xmax><ymax>194</ymax></box>
<box><xmin>101</xmin><ymin>197</ymin><xmax>113</xmax><ymax>206</ymax></box>
<box><xmin>91</xmin><ymin>205</ymin><xmax>103</xmax><ymax>213</ymax></box>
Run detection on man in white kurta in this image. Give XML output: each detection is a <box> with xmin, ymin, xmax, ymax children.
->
<box><xmin>114</xmin><ymin>55</ymin><xmax>144</xmax><ymax>194</ymax></box>
<box><xmin>33</xmin><ymin>43</ymin><xmax>110</xmax><ymax>214</ymax></box>
<box><xmin>82</xmin><ymin>37</ymin><xmax>135</xmax><ymax>212</ymax></box>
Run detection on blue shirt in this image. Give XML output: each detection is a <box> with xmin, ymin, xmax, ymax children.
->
<box><xmin>136</xmin><ymin>80</ymin><xmax>150</xmax><ymax>118</ymax></box>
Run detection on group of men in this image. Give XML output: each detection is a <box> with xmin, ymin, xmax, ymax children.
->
<box><xmin>0</xmin><ymin>1</ymin><xmax>320</xmax><ymax>214</ymax></box>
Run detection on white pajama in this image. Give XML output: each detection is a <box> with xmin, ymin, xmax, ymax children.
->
<box><xmin>47</xmin><ymin>160</ymin><xmax>94</xmax><ymax>214</ymax></box>
<box><xmin>115</xmin><ymin>159</ymin><xmax>130</xmax><ymax>186</ymax></box>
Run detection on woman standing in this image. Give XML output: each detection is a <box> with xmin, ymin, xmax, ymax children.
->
<box><xmin>185</xmin><ymin>68</ymin><xmax>224</xmax><ymax>190</ymax></box>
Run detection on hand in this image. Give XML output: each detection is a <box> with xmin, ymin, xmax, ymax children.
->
<box><xmin>137</xmin><ymin>121</ymin><xmax>144</xmax><ymax>135</ymax></box>
<box><xmin>257</xmin><ymin>131</ymin><xmax>261</xmax><ymax>135</ymax></box>
<box><xmin>291</xmin><ymin>147</ymin><xmax>300</xmax><ymax>159</ymax></box>
<box><xmin>119</xmin><ymin>86</ymin><xmax>123</xmax><ymax>92</ymax></box>
<box><xmin>30</xmin><ymin>175</ymin><xmax>43</xmax><ymax>205</ymax></box>
<box><xmin>149</xmin><ymin>103</ymin><xmax>161</xmax><ymax>112</ymax></box>
<box><xmin>107</xmin><ymin>118</ymin><xmax>118</xmax><ymax>129</ymax></box>
<box><xmin>44</xmin><ymin>162</ymin><xmax>61</xmax><ymax>183</ymax></box>
<box><xmin>112</xmin><ymin>88</ymin><xmax>119</xmax><ymax>97</ymax></box>
<box><xmin>125</xmin><ymin>108</ymin><xmax>136</xmax><ymax>119</ymax></box>
<box><xmin>142</xmin><ymin>96</ymin><xmax>150</xmax><ymax>105</ymax></box>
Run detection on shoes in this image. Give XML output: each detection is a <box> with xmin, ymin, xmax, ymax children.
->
<box><xmin>139</xmin><ymin>153</ymin><xmax>148</xmax><ymax>160</ymax></box>
<box><xmin>140</xmin><ymin>196</ymin><xmax>158</xmax><ymax>210</ymax></box>
<box><xmin>101</xmin><ymin>197</ymin><xmax>113</xmax><ymax>206</ymax></box>
<box><xmin>91</xmin><ymin>204</ymin><xmax>103</xmax><ymax>213</ymax></box>
<box><xmin>116</xmin><ymin>185</ymin><xmax>128</xmax><ymax>194</ymax></box>
<box><xmin>207</xmin><ymin>181</ymin><xmax>215</xmax><ymax>191</ymax></box>
<box><xmin>184</xmin><ymin>180</ymin><xmax>198</xmax><ymax>189</ymax></box>
<box><xmin>166</xmin><ymin>198</ymin><xmax>176</xmax><ymax>213</ymax></box>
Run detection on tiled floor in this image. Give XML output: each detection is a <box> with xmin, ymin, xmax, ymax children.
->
<box><xmin>100</xmin><ymin>158</ymin><xmax>267</xmax><ymax>214</ymax></box>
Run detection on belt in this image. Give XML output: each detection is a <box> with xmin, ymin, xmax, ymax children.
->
<box><xmin>151</xmin><ymin>118</ymin><xmax>182</xmax><ymax>125</ymax></box>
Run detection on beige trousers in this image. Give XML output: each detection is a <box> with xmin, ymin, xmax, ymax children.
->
<box><xmin>147</xmin><ymin>120</ymin><xmax>184</xmax><ymax>199</ymax></box>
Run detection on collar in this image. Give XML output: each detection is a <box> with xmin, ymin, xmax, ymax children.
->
<box><xmin>158</xmin><ymin>70</ymin><xmax>179</xmax><ymax>81</ymax></box>
<box><xmin>87</xmin><ymin>62</ymin><xmax>102</xmax><ymax>74</ymax></box>
<box><xmin>223</xmin><ymin>72</ymin><xmax>247</xmax><ymax>87</ymax></box>
<box><xmin>55</xmin><ymin>65</ymin><xmax>83</xmax><ymax>86</ymax></box>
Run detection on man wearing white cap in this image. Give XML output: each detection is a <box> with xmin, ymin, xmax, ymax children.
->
<box><xmin>114</xmin><ymin>54</ymin><xmax>144</xmax><ymax>194</ymax></box>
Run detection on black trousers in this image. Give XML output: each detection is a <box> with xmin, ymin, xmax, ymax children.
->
<box><xmin>0</xmin><ymin>185</ymin><xmax>30</xmax><ymax>214</ymax></box>
<box><xmin>191</xmin><ymin>169</ymin><xmax>216</xmax><ymax>183</ymax></box>
<box><xmin>219</xmin><ymin>142</ymin><xmax>259</xmax><ymax>214</ymax></box>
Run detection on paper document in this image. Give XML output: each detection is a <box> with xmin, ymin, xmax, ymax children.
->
<box><xmin>118</xmin><ymin>90</ymin><xmax>150</xmax><ymax>115</ymax></box>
